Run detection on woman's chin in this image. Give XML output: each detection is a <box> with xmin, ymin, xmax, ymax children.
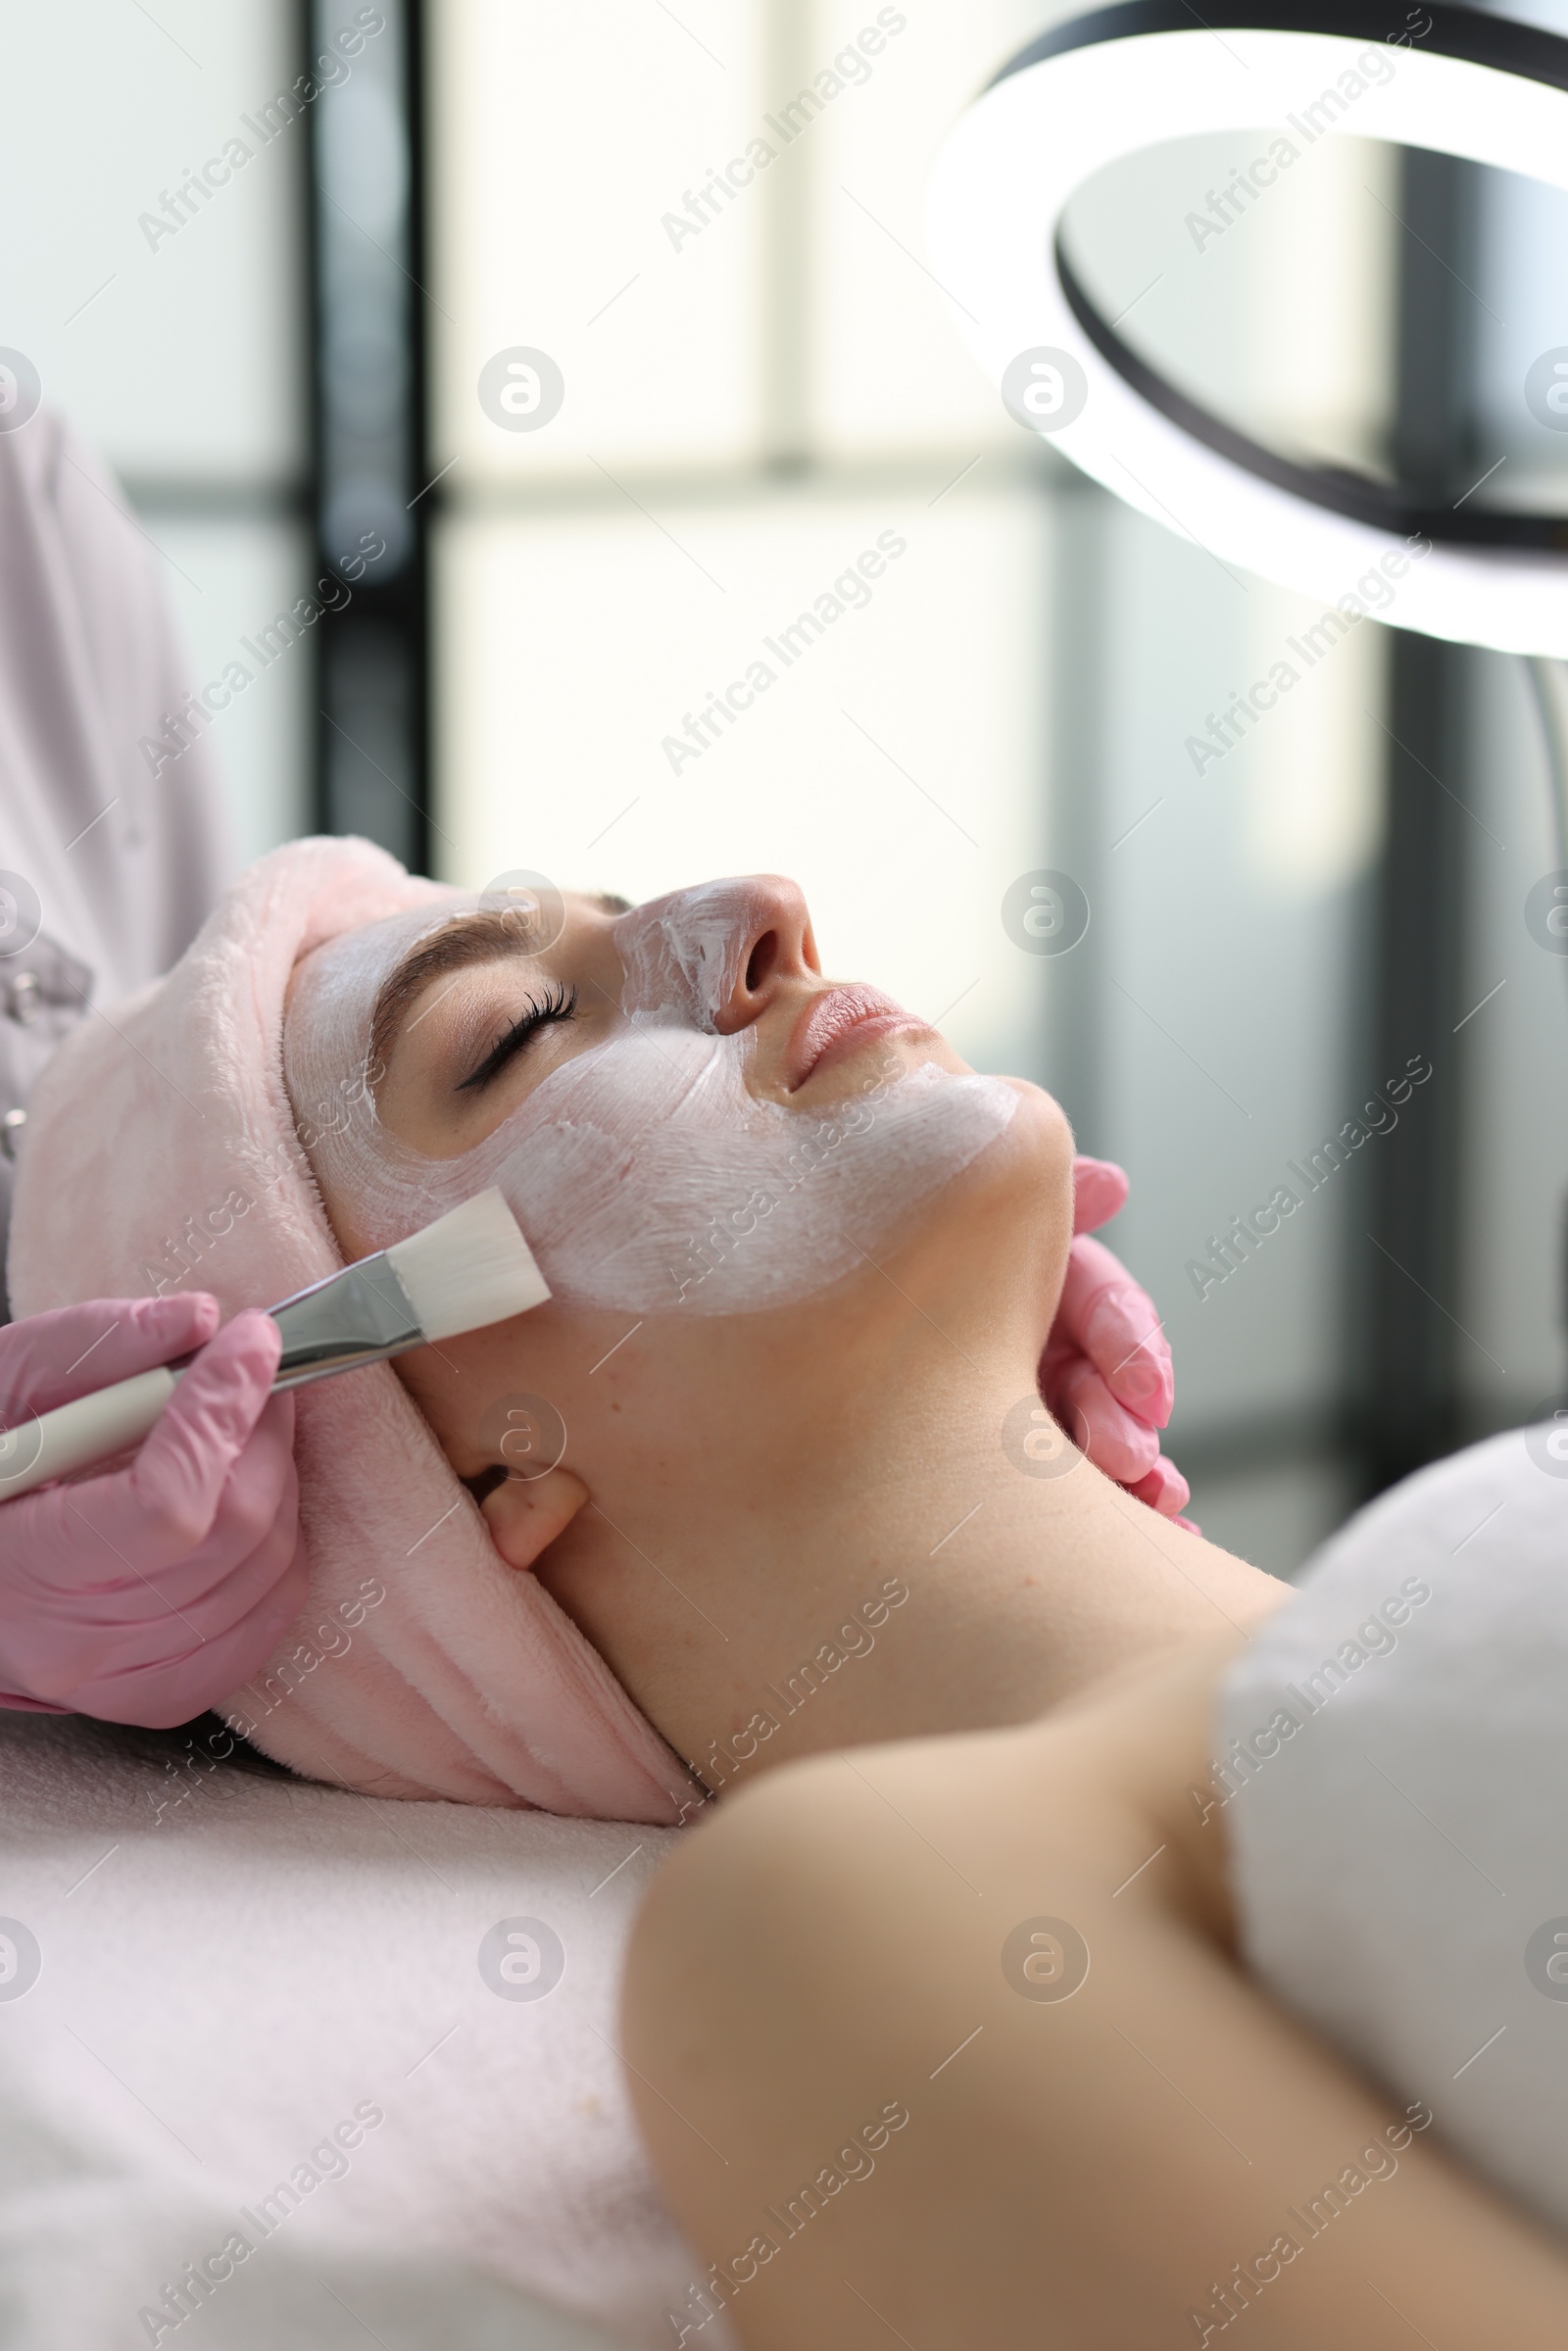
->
<box><xmin>964</xmin><ymin>1076</ymin><xmax>1076</xmax><ymax>1267</ymax></box>
<box><xmin>998</xmin><ymin>1074</ymin><xmax>1076</xmax><ymax>1177</ymax></box>
<box><xmin>859</xmin><ymin>1075</ymin><xmax>1074</xmax><ymax>1347</ymax></box>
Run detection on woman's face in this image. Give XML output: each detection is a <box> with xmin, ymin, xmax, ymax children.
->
<box><xmin>373</xmin><ymin>876</ymin><xmax>970</xmax><ymax>1172</ymax></box>
<box><xmin>287</xmin><ymin>874</ymin><xmax>1041</xmax><ymax>1316</ymax></box>
<box><xmin>284</xmin><ymin>874</ymin><xmax>1075</xmax><ymax>1745</ymax></box>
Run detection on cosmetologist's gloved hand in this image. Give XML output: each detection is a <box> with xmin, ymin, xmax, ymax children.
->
<box><xmin>1039</xmin><ymin>1156</ymin><xmax>1195</xmax><ymax>1526</ymax></box>
<box><xmin>0</xmin><ymin>1296</ymin><xmax>308</xmax><ymax>1726</ymax></box>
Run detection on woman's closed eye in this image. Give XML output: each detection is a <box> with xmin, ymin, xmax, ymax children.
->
<box><xmin>457</xmin><ymin>980</ymin><xmax>577</xmax><ymax>1093</ymax></box>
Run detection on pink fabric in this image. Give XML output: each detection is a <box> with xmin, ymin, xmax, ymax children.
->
<box><xmin>7</xmin><ymin>838</ymin><xmax>691</xmax><ymax>1822</ymax></box>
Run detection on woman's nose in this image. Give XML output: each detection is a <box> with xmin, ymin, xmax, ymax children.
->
<box><xmin>709</xmin><ymin>875</ymin><xmax>819</xmax><ymax>1035</ymax></box>
<box><xmin>614</xmin><ymin>877</ymin><xmax>820</xmax><ymax>1031</ymax></box>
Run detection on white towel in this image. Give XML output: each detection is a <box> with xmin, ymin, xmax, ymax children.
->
<box><xmin>0</xmin><ymin>1711</ymin><xmax>728</xmax><ymax>2349</ymax></box>
<box><xmin>1217</xmin><ymin>1426</ymin><xmax>1568</xmax><ymax>2237</ymax></box>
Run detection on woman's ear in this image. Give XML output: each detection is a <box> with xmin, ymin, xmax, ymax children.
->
<box><xmin>480</xmin><ymin>1466</ymin><xmax>589</xmax><ymax>1572</ymax></box>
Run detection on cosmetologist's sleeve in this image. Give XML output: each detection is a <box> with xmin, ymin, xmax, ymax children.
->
<box><xmin>0</xmin><ymin>410</ymin><xmax>231</xmax><ymax>1311</ymax></box>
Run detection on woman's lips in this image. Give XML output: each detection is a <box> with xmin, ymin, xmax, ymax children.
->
<box><xmin>786</xmin><ymin>984</ymin><xmax>930</xmax><ymax>1091</ymax></box>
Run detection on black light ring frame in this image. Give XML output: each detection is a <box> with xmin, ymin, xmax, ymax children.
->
<box><xmin>987</xmin><ymin>0</ymin><xmax>1568</xmax><ymax>552</ymax></box>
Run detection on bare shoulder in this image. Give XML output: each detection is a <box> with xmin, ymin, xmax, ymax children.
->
<box><xmin>628</xmin><ymin>1630</ymin><xmax>1250</xmax><ymax>1970</ymax></box>
<box><xmin>622</xmin><ymin>1628</ymin><xmax>1568</xmax><ymax>2350</ymax></box>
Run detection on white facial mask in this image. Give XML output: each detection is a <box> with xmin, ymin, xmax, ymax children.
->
<box><xmin>283</xmin><ymin>881</ymin><xmax>1017</xmax><ymax>1316</ymax></box>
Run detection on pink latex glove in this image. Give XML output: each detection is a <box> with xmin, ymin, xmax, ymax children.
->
<box><xmin>0</xmin><ymin>1296</ymin><xmax>308</xmax><ymax>1726</ymax></box>
<box><xmin>1039</xmin><ymin>1157</ymin><xmax>1195</xmax><ymax>1526</ymax></box>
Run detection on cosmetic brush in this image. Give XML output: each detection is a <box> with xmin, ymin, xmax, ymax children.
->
<box><xmin>0</xmin><ymin>1188</ymin><xmax>548</xmax><ymax>1502</ymax></box>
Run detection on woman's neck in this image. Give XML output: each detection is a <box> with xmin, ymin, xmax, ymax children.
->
<box><xmin>581</xmin><ymin>1333</ymin><xmax>1289</xmax><ymax>1799</ymax></box>
<box><xmin>505</xmin><ymin>1106</ymin><xmax>1291</xmax><ymax>1799</ymax></box>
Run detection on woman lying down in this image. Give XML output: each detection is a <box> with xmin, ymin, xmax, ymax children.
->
<box><xmin>11</xmin><ymin>838</ymin><xmax>1568</xmax><ymax>2343</ymax></box>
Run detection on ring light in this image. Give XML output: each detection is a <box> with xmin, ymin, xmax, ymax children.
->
<box><xmin>927</xmin><ymin>2</ymin><xmax>1568</xmax><ymax>656</ymax></box>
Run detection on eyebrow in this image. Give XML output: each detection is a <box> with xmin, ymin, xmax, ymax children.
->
<box><xmin>368</xmin><ymin>892</ymin><xmax>630</xmax><ymax>1076</ymax></box>
<box><xmin>369</xmin><ymin>909</ymin><xmax>545</xmax><ymax>1078</ymax></box>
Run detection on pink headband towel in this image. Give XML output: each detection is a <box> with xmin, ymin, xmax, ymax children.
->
<box><xmin>8</xmin><ymin>838</ymin><xmax>690</xmax><ymax>1822</ymax></box>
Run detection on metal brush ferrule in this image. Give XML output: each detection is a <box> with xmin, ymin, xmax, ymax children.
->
<box><xmin>269</xmin><ymin>1255</ymin><xmax>424</xmax><ymax>1391</ymax></box>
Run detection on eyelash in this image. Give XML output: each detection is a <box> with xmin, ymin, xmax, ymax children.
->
<box><xmin>458</xmin><ymin>981</ymin><xmax>577</xmax><ymax>1093</ymax></box>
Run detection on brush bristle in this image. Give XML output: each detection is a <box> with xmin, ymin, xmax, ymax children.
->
<box><xmin>384</xmin><ymin>1190</ymin><xmax>550</xmax><ymax>1343</ymax></box>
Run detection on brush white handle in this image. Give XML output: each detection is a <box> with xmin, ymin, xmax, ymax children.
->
<box><xmin>0</xmin><ymin>1366</ymin><xmax>179</xmax><ymax>1502</ymax></box>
